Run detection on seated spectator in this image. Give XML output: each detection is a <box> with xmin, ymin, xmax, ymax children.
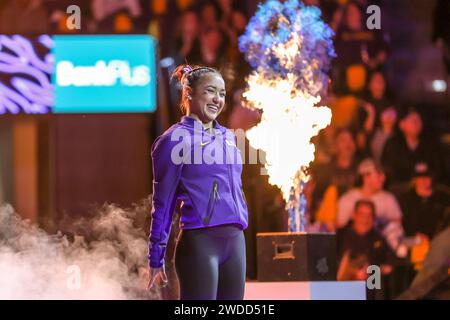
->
<box><xmin>333</xmin><ymin>1</ymin><xmax>388</xmax><ymax>94</ymax></box>
<box><xmin>400</xmin><ymin>162</ymin><xmax>450</xmax><ymax>241</ymax></box>
<box><xmin>337</xmin><ymin>158</ymin><xmax>402</xmax><ymax>231</ymax></box>
<box><xmin>364</xmin><ymin>71</ymin><xmax>394</xmax><ymax>122</ymax></box>
<box><xmin>329</xmin><ymin>1</ymin><xmax>345</xmax><ymax>32</ymax></box>
<box><xmin>199</xmin><ymin>0</ymin><xmax>221</xmax><ymax>31</ymax></box>
<box><xmin>312</xmin><ymin>125</ymin><xmax>337</xmax><ymax>165</ymax></box>
<box><xmin>395</xmin><ymin>162</ymin><xmax>449</xmax><ymax>275</ymax></box>
<box><xmin>231</xmin><ymin>10</ymin><xmax>247</xmax><ymax>36</ymax></box>
<box><xmin>191</xmin><ymin>26</ymin><xmax>227</xmax><ymax>68</ymax></box>
<box><xmin>311</xmin><ymin>128</ymin><xmax>359</xmax><ymax>215</ymax></box>
<box><xmin>192</xmin><ymin>26</ymin><xmax>235</xmax><ymax>123</ymax></box>
<box><xmin>217</xmin><ymin>0</ymin><xmax>233</xmax><ymax>37</ymax></box>
<box><xmin>336</xmin><ymin>199</ymin><xmax>395</xmax><ymax>291</ymax></box>
<box><xmin>222</xmin><ymin>9</ymin><xmax>248</xmax><ymax>59</ymax></box>
<box><xmin>371</xmin><ymin>105</ymin><xmax>398</xmax><ymax>164</ymax></box>
<box><xmin>356</xmin><ymin>71</ymin><xmax>394</xmax><ymax>155</ymax></box>
<box><xmin>381</xmin><ymin>107</ymin><xmax>446</xmax><ymax>194</ymax></box>
<box><xmin>219</xmin><ymin>8</ymin><xmax>251</xmax><ymax>99</ymax></box>
<box><xmin>173</xmin><ymin>8</ymin><xmax>201</xmax><ymax>64</ymax></box>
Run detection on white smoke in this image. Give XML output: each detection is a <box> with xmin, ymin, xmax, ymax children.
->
<box><xmin>0</xmin><ymin>200</ymin><xmax>162</xmax><ymax>300</ymax></box>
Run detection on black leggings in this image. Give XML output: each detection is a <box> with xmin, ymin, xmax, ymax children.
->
<box><xmin>174</xmin><ymin>224</ymin><xmax>246</xmax><ymax>300</ymax></box>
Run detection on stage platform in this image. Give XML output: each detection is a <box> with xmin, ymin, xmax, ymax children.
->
<box><xmin>244</xmin><ymin>281</ymin><xmax>366</xmax><ymax>300</ymax></box>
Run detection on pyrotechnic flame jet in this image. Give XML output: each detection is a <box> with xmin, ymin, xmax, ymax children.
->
<box><xmin>239</xmin><ymin>0</ymin><xmax>335</xmax><ymax>231</ymax></box>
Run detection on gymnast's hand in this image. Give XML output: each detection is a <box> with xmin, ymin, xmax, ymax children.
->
<box><xmin>147</xmin><ymin>265</ymin><xmax>168</xmax><ymax>290</ymax></box>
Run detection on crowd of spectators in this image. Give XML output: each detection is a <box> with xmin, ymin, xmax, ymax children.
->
<box><xmin>306</xmin><ymin>0</ymin><xmax>450</xmax><ymax>299</ymax></box>
<box><xmin>0</xmin><ymin>0</ymin><xmax>448</xmax><ymax>299</ymax></box>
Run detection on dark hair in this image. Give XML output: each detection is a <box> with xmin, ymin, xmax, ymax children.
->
<box><xmin>354</xmin><ymin>199</ymin><xmax>376</xmax><ymax>218</ymax></box>
<box><xmin>367</xmin><ymin>69</ymin><xmax>386</xmax><ymax>86</ymax></box>
<box><xmin>334</xmin><ymin>126</ymin><xmax>356</xmax><ymax>141</ymax></box>
<box><xmin>200</xmin><ymin>0</ymin><xmax>222</xmax><ymax>21</ymax></box>
<box><xmin>171</xmin><ymin>64</ymin><xmax>221</xmax><ymax>113</ymax></box>
<box><xmin>345</xmin><ymin>0</ymin><xmax>364</xmax><ymax>13</ymax></box>
<box><xmin>398</xmin><ymin>105</ymin><xmax>422</xmax><ymax>121</ymax></box>
<box><xmin>201</xmin><ymin>26</ymin><xmax>228</xmax><ymax>52</ymax></box>
<box><xmin>367</xmin><ymin>68</ymin><xmax>397</xmax><ymax>100</ymax></box>
<box><xmin>343</xmin><ymin>0</ymin><xmax>363</xmax><ymax>24</ymax></box>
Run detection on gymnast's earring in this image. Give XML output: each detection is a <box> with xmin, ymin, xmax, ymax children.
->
<box><xmin>186</xmin><ymin>95</ymin><xmax>192</xmax><ymax>100</ymax></box>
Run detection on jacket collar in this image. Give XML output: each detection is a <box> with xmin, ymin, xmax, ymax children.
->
<box><xmin>180</xmin><ymin>115</ymin><xmax>225</xmax><ymax>132</ymax></box>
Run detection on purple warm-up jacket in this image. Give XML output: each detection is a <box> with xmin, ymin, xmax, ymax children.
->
<box><xmin>148</xmin><ymin>116</ymin><xmax>249</xmax><ymax>268</ymax></box>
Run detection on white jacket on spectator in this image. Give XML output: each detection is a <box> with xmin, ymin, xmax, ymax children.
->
<box><xmin>337</xmin><ymin>188</ymin><xmax>402</xmax><ymax>228</ymax></box>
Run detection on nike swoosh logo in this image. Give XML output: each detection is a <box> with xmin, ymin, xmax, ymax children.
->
<box><xmin>200</xmin><ymin>141</ymin><xmax>211</xmax><ymax>147</ymax></box>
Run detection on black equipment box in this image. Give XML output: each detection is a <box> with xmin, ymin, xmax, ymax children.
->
<box><xmin>257</xmin><ymin>232</ymin><xmax>337</xmax><ymax>281</ymax></box>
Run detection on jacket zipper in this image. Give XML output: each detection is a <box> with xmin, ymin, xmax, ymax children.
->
<box><xmin>241</xmin><ymin>187</ymin><xmax>247</xmax><ymax>206</ymax></box>
<box><xmin>225</xmin><ymin>139</ymin><xmax>240</xmax><ymax>218</ymax></box>
<box><xmin>203</xmin><ymin>180</ymin><xmax>219</xmax><ymax>225</ymax></box>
